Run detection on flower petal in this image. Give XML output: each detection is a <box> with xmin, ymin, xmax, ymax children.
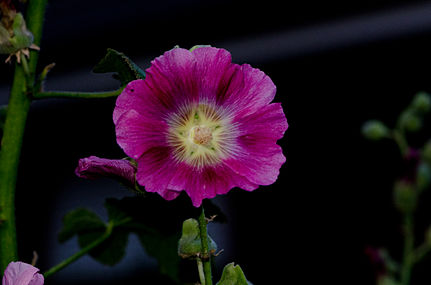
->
<box><xmin>168</xmin><ymin>164</ymin><xmax>258</xmax><ymax>207</ymax></box>
<box><xmin>135</xmin><ymin>146</ymin><xmax>179</xmax><ymax>194</ymax></box>
<box><xmin>225</xmin><ymin>140</ymin><xmax>285</xmax><ymax>186</ymax></box>
<box><xmin>222</xmin><ymin>64</ymin><xmax>277</xmax><ymax>119</ymax></box>
<box><xmin>115</xmin><ymin>109</ymin><xmax>169</xmax><ymax>160</ymax></box>
<box><xmin>236</xmin><ymin>103</ymin><xmax>288</xmax><ymax>141</ymax></box>
<box><xmin>2</xmin><ymin>262</ymin><xmax>43</xmax><ymax>285</ymax></box>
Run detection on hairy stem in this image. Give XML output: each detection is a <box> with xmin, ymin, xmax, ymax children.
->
<box><xmin>198</xmin><ymin>207</ymin><xmax>213</xmax><ymax>285</ymax></box>
<box><xmin>0</xmin><ymin>0</ymin><xmax>47</xmax><ymax>272</ymax></box>
<box><xmin>43</xmin><ymin>221</ymin><xmax>115</xmax><ymax>278</ymax></box>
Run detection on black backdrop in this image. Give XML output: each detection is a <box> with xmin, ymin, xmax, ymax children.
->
<box><xmin>2</xmin><ymin>0</ymin><xmax>431</xmax><ymax>284</ymax></box>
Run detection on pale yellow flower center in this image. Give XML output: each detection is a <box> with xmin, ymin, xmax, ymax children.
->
<box><xmin>190</xmin><ymin>125</ymin><xmax>213</xmax><ymax>145</ymax></box>
<box><xmin>167</xmin><ymin>103</ymin><xmax>237</xmax><ymax>168</ymax></box>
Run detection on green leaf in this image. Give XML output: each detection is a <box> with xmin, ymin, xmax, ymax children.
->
<box><xmin>178</xmin><ymin>218</ymin><xmax>217</xmax><ymax>259</ymax></box>
<box><xmin>78</xmin><ymin>228</ymin><xmax>129</xmax><ymax>266</ymax></box>
<box><xmin>58</xmin><ymin>208</ymin><xmax>129</xmax><ymax>266</ymax></box>
<box><xmin>58</xmin><ymin>208</ymin><xmax>105</xmax><ymax>243</ymax></box>
<box><xmin>93</xmin><ymin>48</ymin><xmax>145</xmax><ymax>86</ymax></box>
<box><xmin>216</xmin><ymin>263</ymin><xmax>252</xmax><ymax>285</ymax></box>
<box><xmin>137</xmin><ymin>231</ymin><xmax>181</xmax><ymax>282</ymax></box>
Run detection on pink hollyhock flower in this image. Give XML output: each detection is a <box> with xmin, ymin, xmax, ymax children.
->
<box><xmin>2</xmin><ymin>262</ymin><xmax>44</xmax><ymax>285</ymax></box>
<box><xmin>114</xmin><ymin>46</ymin><xmax>288</xmax><ymax>207</ymax></box>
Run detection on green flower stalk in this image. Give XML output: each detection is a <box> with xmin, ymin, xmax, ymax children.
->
<box><xmin>0</xmin><ymin>0</ymin><xmax>47</xmax><ymax>272</ymax></box>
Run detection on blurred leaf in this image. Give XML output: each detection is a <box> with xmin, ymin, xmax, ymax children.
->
<box><xmin>93</xmin><ymin>48</ymin><xmax>145</xmax><ymax>86</ymax></box>
<box><xmin>58</xmin><ymin>208</ymin><xmax>105</xmax><ymax>243</ymax></box>
<box><xmin>137</xmin><ymin>231</ymin><xmax>181</xmax><ymax>282</ymax></box>
<box><xmin>78</xmin><ymin>228</ymin><xmax>129</xmax><ymax>266</ymax></box>
<box><xmin>58</xmin><ymin>208</ymin><xmax>129</xmax><ymax>266</ymax></box>
<box><xmin>216</xmin><ymin>263</ymin><xmax>252</xmax><ymax>285</ymax></box>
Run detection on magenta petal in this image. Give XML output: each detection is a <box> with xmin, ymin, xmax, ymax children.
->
<box><xmin>236</xmin><ymin>103</ymin><xmax>288</xmax><ymax>140</ymax></box>
<box><xmin>145</xmin><ymin>48</ymin><xmax>199</xmax><ymax>107</ymax></box>
<box><xmin>135</xmin><ymin>146</ymin><xmax>179</xmax><ymax>195</ymax></box>
<box><xmin>116</xmin><ymin>109</ymin><xmax>169</xmax><ymax>160</ymax></box>
<box><xmin>2</xmin><ymin>262</ymin><xmax>44</xmax><ymax>285</ymax></box>
<box><xmin>75</xmin><ymin>156</ymin><xmax>137</xmax><ymax>186</ymax></box>
<box><xmin>225</xmin><ymin>142</ymin><xmax>286</xmax><ymax>186</ymax></box>
<box><xmin>168</xmin><ymin>163</ymin><xmax>258</xmax><ymax>207</ymax></box>
<box><xmin>223</xmin><ymin>64</ymin><xmax>277</xmax><ymax>119</ymax></box>
<box><xmin>191</xmin><ymin>47</ymin><xmax>237</xmax><ymax>101</ymax></box>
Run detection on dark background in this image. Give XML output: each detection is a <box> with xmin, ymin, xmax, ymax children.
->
<box><xmin>2</xmin><ymin>0</ymin><xmax>431</xmax><ymax>284</ymax></box>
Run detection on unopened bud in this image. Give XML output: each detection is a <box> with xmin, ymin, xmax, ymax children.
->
<box><xmin>393</xmin><ymin>180</ymin><xmax>417</xmax><ymax>213</ymax></box>
<box><xmin>417</xmin><ymin>162</ymin><xmax>431</xmax><ymax>192</ymax></box>
<box><xmin>411</xmin><ymin>92</ymin><xmax>431</xmax><ymax>114</ymax></box>
<box><xmin>217</xmin><ymin>263</ymin><xmax>252</xmax><ymax>285</ymax></box>
<box><xmin>178</xmin><ymin>218</ymin><xmax>217</xmax><ymax>259</ymax></box>
<box><xmin>399</xmin><ymin>111</ymin><xmax>422</xmax><ymax>132</ymax></box>
<box><xmin>423</xmin><ymin>141</ymin><xmax>431</xmax><ymax>164</ymax></box>
<box><xmin>362</xmin><ymin>120</ymin><xmax>390</xmax><ymax>140</ymax></box>
<box><xmin>0</xmin><ymin>13</ymin><xmax>34</xmax><ymax>54</ymax></box>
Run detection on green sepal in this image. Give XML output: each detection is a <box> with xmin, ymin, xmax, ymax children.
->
<box><xmin>93</xmin><ymin>48</ymin><xmax>145</xmax><ymax>86</ymax></box>
<box><xmin>216</xmin><ymin>263</ymin><xmax>253</xmax><ymax>285</ymax></box>
<box><xmin>0</xmin><ymin>13</ymin><xmax>34</xmax><ymax>54</ymax></box>
<box><xmin>189</xmin><ymin>45</ymin><xmax>211</xmax><ymax>52</ymax></box>
<box><xmin>178</xmin><ymin>218</ymin><xmax>217</xmax><ymax>258</ymax></box>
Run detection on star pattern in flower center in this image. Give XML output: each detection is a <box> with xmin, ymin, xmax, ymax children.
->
<box><xmin>167</xmin><ymin>103</ymin><xmax>236</xmax><ymax>169</ymax></box>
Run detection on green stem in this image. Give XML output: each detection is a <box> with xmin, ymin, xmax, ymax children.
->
<box><xmin>33</xmin><ymin>88</ymin><xmax>123</xmax><ymax>100</ymax></box>
<box><xmin>0</xmin><ymin>0</ymin><xmax>47</xmax><ymax>272</ymax></box>
<box><xmin>197</xmin><ymin>257</ymin><xmax>206</xmax><ymax>285</ymax></box>
<box><xmin>198</xmin><ymin>207</ymin><xmax>213</xmax><ymax>285</ymax></box>
<box><xmin>412</xmin><ymin>242</ymin><xmax>431</xmax><ymax>264</ymax></box>
<box><xmin>43</xmin><ymin>221</ymin><xmax>115</xmax><ymax>278</ymax></box>
<box><xmin>393</xmin><ymin>130</ymin><xmax>409</xmax><ymax>157</ymax></box>
<box><xmin>400</xmin><ymin>214</ymin><xmax>414</xmax><ymax>285</ymax></box>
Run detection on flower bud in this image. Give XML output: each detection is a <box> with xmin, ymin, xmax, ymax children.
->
<box><xmin>75</xmin><ymin>156</ymin><xmax>137</xmax><ymax>188</ymax></box>
<box><xmin>178</xmin><ymin>218</ymin><xmax>217</xmax><ymax>259</ymax></box>
<box><xmin>393</xmin><ymin>180</ymin><xmax>417</xmax><ymax>213</ymax></box>
<box><xmin>377</xmin><ymin>275</ymin><xmax>398</xmax><ymax>285</ymax></box>
<box><xmin>399</xmin><ymin>111</ymin><xmax>422</xmax><ymax>132</ymax></box>
<box><xmin>0</xmin><ymin>13</ymin><xmax>34</xmax><ymax>54</ymax></box>
<box><xmin>416</xmin><ymin>162</ymin><xmax>431</xmax><ymax>192</ymax></box>
<box><xmin>423</xmin><ymin>141</ymin><xmax>431</xmax><ymax>164</ymax></box>
<box><xmin>362</xmin><ymin>120</ymin><xmax>390</xmax><ymax>140</ymax></box>
<box><xmin>411</xmin><ymin>92</ymin><xmax>431</xmax><ymax>114</ymax></box>
<box><xmin>216</xmin><ymin>263</ymin><xmax>252</xmax><ymax>285</ymax></box>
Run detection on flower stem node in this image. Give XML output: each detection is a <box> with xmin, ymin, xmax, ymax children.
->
<box><xmin>393</xmin><ymin>180</ymin><xmax>417</xmax><ymax>214</ymax></box>
<box><xmin>0</xmin><ymin>12</ymin><xmax>38</xmax><ymax>63</ymax></box>
<box><xmin>178</xmin><ymin>218</ymin><xmax>217</xmax><ymax>259</ymax></box>
<box><xmin>362</xmin><ymin>120</ymin><xmax>390</xmax><ymax>141</ymax></box>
